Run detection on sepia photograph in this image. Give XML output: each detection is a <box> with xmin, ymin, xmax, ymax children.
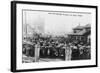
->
<box><xmin>22</xmin><ymin>10</ymin><xmax>91</xmax><ymax>63</ymax></box>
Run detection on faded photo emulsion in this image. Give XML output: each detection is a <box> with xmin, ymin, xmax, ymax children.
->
<box><xmin>22</xmin><ymin>10</ymin><xmax>91</xmax><ymax>63</ymax></box>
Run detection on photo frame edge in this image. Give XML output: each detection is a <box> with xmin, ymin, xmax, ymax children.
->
<box><xmin>11</xmin><ymin>1</ymin><xmax>98</xmax><ymax>72</ymax></box>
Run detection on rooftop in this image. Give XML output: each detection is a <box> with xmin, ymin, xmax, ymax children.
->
<box><xmin>68</xmin><ymin>29</ymin><xmax>86</xmax><ymax>35</ymax></box>
<box><xmin>84</xmin><ymin>24</ymin><xmax>91</xmax><ymax>28</ymax></box>
<box><xmin>73</xmin><ymin>24</ymin><xmax>91</xmax><ymax>30</ymax></box>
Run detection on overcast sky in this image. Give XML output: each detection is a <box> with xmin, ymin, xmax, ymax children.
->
<box><xmin>23</xmin><ymin>10</ymin><xmax>91</xmax><ymax>36</ymax></box>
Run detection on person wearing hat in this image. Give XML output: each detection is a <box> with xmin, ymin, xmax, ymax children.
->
<box><xmin>71</xmin><ymin>44</ymin><xmax>79</xmax><ymax>60</ymax></box>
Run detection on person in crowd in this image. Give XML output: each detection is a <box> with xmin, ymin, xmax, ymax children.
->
<box><xmin>83</xmin><ymin>44</ymin><xmax>91</xmax><ymax>59</ymax></box>
<box><xmin>71</xmin><ymin>43</ymin><xmax>80</xmax><ymax>60</ymax></box>
<box><xmin>23</xmin><ymin>33</ymin><xmax>91</xmax><ymax>62</ymax></box>
<box><xmin>25</xmin><ymin>45</ymin><xmax>30</xmax><ymax>57</ymax></box>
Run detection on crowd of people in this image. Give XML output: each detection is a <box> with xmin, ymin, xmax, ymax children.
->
<box><xmin>23</xmin><ymin>33</ymin><xmax>91</xmax><ymax>61</ymax></box>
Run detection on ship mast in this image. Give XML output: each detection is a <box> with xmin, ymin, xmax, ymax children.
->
<box><xmin>25</xmin><ymin>11</ymin><xmax>27</xmax><ymax>38</ymax></box>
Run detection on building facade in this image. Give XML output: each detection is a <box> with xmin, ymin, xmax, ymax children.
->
<box><xmin>68</xmin><ymin>24</ymin><xmax>91</xmax><ymax>43</ymax></box>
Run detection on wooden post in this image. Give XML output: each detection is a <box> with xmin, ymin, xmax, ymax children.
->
<box><xmin>65</xmin><ymin>46</ymin><xmax>72</xmax><ymax>61</ymax></box>
<box><xmin>35</xmin><ymin>43</ymin><xmax>40</xmax><ymax>62</ymax></box>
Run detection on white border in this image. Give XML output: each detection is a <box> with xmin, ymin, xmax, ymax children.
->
<box><xmin>16</xmin><ymin>3</ymin><xmax>96</xmax><ymax>70</ymax></box>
